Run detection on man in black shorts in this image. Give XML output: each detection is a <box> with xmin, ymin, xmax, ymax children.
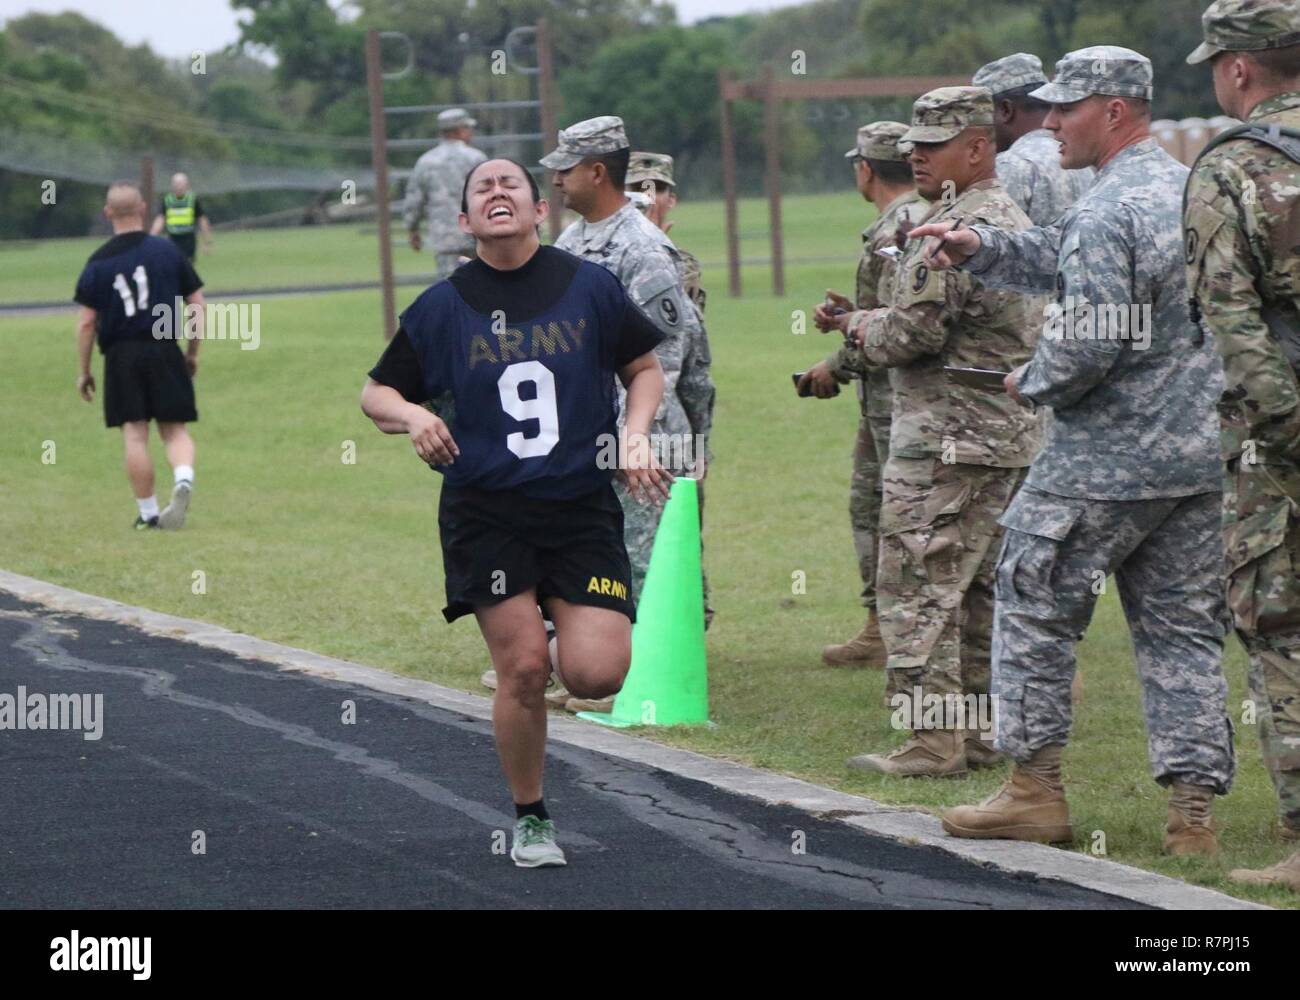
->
<box><xmin>75</xmin><ymin>181</ymin><xmax>203</xmax><ymax>530</ymax></box>
<box><xmin>362</xmin><ymin>157</ymin><xmax>671</xmax><ymax>867</ymax></box>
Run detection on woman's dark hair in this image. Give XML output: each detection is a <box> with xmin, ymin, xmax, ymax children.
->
<box><xmin>460</xmin><ymin>158</ymin><xmax>542</xmax><ymax>213</ymax></box>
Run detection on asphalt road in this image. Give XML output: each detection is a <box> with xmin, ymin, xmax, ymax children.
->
<box><xmin>0</xmin><ymin>591</ymin><xmax>1143</xmax><ymax>910</ymax></box>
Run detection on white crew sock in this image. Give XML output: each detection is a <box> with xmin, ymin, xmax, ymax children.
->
<box><xmin>173</xmin><ymin>465</ymin><xmax>194</xmax><ymax>486</ymax></box>
<box><xmin>137</xmin><ymin>496</ymin><xmax>160</xmax><ymax>520</ymax></box>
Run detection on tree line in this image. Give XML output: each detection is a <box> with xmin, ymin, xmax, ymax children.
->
<box><xmin>0</xmin><ymin>0</ymin><xmax>1217</xmax><ymax>239</ymax></box>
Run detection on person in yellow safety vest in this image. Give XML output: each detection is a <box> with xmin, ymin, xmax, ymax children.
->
<box><xmin>149</xmin><ymin>173</ymin><xmax>212</xmax><ymax>262</ymax></box>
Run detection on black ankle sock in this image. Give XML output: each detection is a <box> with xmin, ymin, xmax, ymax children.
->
<box><xmin>515</xmin><ymin>798</ymin><xmax>549</xmax><ymax>821</ymax></box>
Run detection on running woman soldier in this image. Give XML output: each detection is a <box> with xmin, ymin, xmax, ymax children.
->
<box><xmin>361</xmin><ymin>158</ymin><xmax>671</xmax><ymax>867</ymax></box>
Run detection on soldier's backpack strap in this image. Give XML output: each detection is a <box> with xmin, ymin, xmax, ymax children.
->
<box><xmin>1184</xmin><ymin>123</ymin><xmax>1300</xmax><ymax>218</ymax></box>
<box><xmin>1186</xmin><ymin>124</ymin><xmax>1300</xmax><ymax>370</ymax></box>
<box><xmin>1194</xmin><ymin>122</ymin><xmax>1300</xmax><ymax>168</ymax></box>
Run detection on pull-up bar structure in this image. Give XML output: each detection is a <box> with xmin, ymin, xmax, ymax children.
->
<box><xmin>366</xmin><ymin>23</ymin><xmax>561</xmax><ymax>339</ymax></box>
<box><xmin>717</xmin><ymin>70</ymin><xmax>968</xmax><ymax>298</ymax></box>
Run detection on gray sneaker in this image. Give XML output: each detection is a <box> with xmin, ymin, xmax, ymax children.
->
<box><xmin>158</xmin><ymin>481</ymin><xmax>192</xmax><ymax>530</ymax></box>
<box><xmin>510</xmin><ymin>816</ymin><xmax>567</xmax><ymax>868</ymax></box>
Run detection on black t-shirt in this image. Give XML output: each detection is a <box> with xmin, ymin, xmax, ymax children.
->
<box><xmin>368</xmin><ymin>244</ymin><xmax>664</xmax><ymax>498</ymax></box>
<box><xmin>73</xmin><ymin>232</ymin><xmax>203</xmax><ymax>351</ymax></box>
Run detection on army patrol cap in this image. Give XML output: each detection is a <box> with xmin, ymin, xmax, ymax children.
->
<box><xmin>626</xmin><ymin>151</ymin><xmax>676</xmax><ymax>189</ymax></box>
<box><xmin>972</xmin><ymin>53</ymin><xmax>1050</xmax><ymax>96</ymax></box>
<box><xmin>437</xmin><ymin>108</ymin><xmax>477</xmax><ymax>130</ymax></box>
<box><xmin>1187</xmin><ymin>0</ymin><xmax>1300</xmax><ymax>64</ymax></box>
<box><xmin>844</xmin><ymin>121</ymin><xmax>912</xmax><ymax>161</ymax></box>
<box><xmin>1031</xmin><ymin>46</ymin><xmax>1154</xmax><ymax>103</ymax></box>
<box><xmin>540</xmin><ymin>116</ymin><xmax>629</xmax><ymax>170</ymax></box>
<box><xmin>900</xmin><ymin>87</ymin><xmax>995</xmax><ymax>144</ymax></box>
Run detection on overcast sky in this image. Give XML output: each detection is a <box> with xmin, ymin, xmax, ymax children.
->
<box><xmin>0</xmin><ymin>0</ymin><xmax>800</xmax><ymax>59</ymax></box>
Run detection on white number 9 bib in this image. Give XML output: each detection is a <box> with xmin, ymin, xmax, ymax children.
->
<box><xmin>497</xmin><ymin>360</ymin><xmax>559</xmax><ymax>458</ymax></box>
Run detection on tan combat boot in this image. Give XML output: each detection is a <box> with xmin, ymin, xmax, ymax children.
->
<box><xmin>847</xmin><ymin>729</ymin><xmax>967</xmax><ymax>777</ymax></box>
<box><xmin>963</xmin><ymin>728</ymin><xmax>1003</xmax><ymax>770</ymax></box>
<box><xmin>1164</xmin><ymin>781</ymin><xmax>1218</xmax><ymax>857</ymax></box>
<box><xmin>941</xmin><ymin>744</ymin><xmax>1073</xmax><ymax>843</ymax></box>
<box><xmin>822</xmin><ymin>609</ymin><xmax>887</xmax><ymax>667</ymax></box>
<box><xmin>565</xmin><ymin>695</ymin><xmax>613</xmax><ymax>714</ymax></box>
<box><xmin>1229</xmin><ymin>849</ymin><xmax>1300</xmax><ymax>892</ymax></box>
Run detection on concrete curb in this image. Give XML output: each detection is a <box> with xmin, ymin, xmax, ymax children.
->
<box><xmin>0</xmin><ymin>568</ymin><xmax>1267</xmax><ymax>910</ymax></box>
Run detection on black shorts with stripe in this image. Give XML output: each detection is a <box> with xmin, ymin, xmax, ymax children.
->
<box><xmin>438</xmin><ymin>482</ymin><xmax>634</xmax><ymax>624</ymax></box>
<box><xmin>102</xmin><ymin>339</ymin><xmax>197</xmax><ymax>428</ymax></box>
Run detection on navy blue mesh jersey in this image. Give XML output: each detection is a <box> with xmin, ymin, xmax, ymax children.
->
<box><xmin>368</xmin><ymin>245</ymin><xmax>664</xmax><ymax>500</ymax></box>
<box><xmin>73</xmin><ymin>232</ymin><xmax>203</xmax><ymax>351</ymax></box>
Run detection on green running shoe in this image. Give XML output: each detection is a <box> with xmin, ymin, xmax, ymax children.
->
<box><xmin>133</xmin><ymin>515</ymin><xmax>159</xmax><ymax>530</ymax></box>
<box><xmin>510</xmin><ymin>816</ymin><xmax>567</xmax><ymax>868</ymax></box>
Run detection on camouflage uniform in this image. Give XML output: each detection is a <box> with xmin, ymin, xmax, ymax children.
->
<box><xmin>964</xmin><ymin>47</ymin><xmax>1234</xmax><ymax>791</ymax></box>
<box><xmin>403</xmin><ymin>109</ymin><xmax>487</xmax><ymax>279</ymax></box>
<box><xmin>1185</xmin><ymin>0</ymin><xmax>1300</xmax><ymax>831</ymax></box>
<box><xmin>827</xmin><ymin>123</ymin><xmax>927</xmax><ymax>610</ymax></box>
<box><xmin>677</xmin><ymin>250</ymin><xmax>706</xmax><ymax>314</ymax></box>
<box><xmin>996</xmin><ymin>130</ymin><xmax>1096</xmax><ymax>227</ymax></box>
<box><xmin>625</xmin><ymin>150</ymin><xmax>716</xmax><ymax>624</ymax></box>
<box><xmin>844</xmin><ymin>89</ymin><xmax>1044</xmax><ymax>709</ymax></box>
<box><xmin>544</xmin><ymin>120</ymin><xmax>715</xmax><ymax>605</ymax></box>
<box><xmin>625</xmin><ymin>152</ymin><xmax>708</xmax><ymax>315</ymax></box>
<box><xmin>973</xmin><ymin>54</ymin><xmax>1096</xmax><ymax>227</ymax></box>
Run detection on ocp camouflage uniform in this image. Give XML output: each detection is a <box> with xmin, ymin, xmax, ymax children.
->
<box><xmin>403</xmin><ymin>138</ymin><xmax>487</xmax><ymax>278</ymax></box>
<box><xmin>965</xmin><ymin>46</ymin><xmax>1234</xmax><ymax>793</ymax></box>
<box><xmin>677</xmin><ymin>248</ymin><xmax>706</xmax><ymax>315</ymax></box>
<box><xmin>827</xmin><ymin>188</ymin><xmax>928</xmax><ymax>610</ymax></box>
<box><xmin>1185</xmin><ymin>84</ymin><xmax>1300</xmax><ymax>829</ymax></box>
<box><xmin>845</xmin><ymin>89</ymin><xmax>1044</xmax><ymax>712</ymax></box>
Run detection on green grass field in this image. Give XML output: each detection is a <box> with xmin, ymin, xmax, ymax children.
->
<box><xmin>0</xmin><ymin>191</ymin><xmax>862</xmax><ymax>304</ymax></box>
<box><xmin>2</xmin><ymin>193</ymin><xmax>1294</xmax><ymax>907</ymax></box>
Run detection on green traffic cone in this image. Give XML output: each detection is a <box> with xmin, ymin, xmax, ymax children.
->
<box><xmin>579</xmin><ymin>476</ymin><xmax>709</xmax><ymax>727</ymax></box>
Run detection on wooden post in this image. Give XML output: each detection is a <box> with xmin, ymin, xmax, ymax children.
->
<box><xmin>365</xmin><ymin>28</ymin><xmax>397</xmax><ymax>340</ymax></box>
<box><xmin>762</xmin><ymin>65</ymin><xmax>784</xmax><ymax>297</ymax></box>
<box><xmin>718</xmin><ymin>69</ymin><xmax>741</xmax><ymax>298</ymax></box>
<box><xmin>536</xmin><ymin>19</ymin><xmax>562</xmax><ymax>243</ymax></box>
<box><xmin>140</xmin><ymin>155</ymin><xmax>154</xmax><ymax>224</ymax></box>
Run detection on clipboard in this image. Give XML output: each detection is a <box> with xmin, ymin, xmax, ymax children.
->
<box><xmin>944</xmin><ymin>366</ymin><xmax>1009</xmax><ymax>392</ymax></box>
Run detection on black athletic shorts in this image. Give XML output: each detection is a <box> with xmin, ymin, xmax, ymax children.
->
<box><xmin>103</xmin><ymin>339</ymin><xmax>198</xmax><ymax>428</ymax></box>
<box><xmin>438</xmin><ymin>481</ymin><xmax>635</xmax><ymax>624</ymax></box>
